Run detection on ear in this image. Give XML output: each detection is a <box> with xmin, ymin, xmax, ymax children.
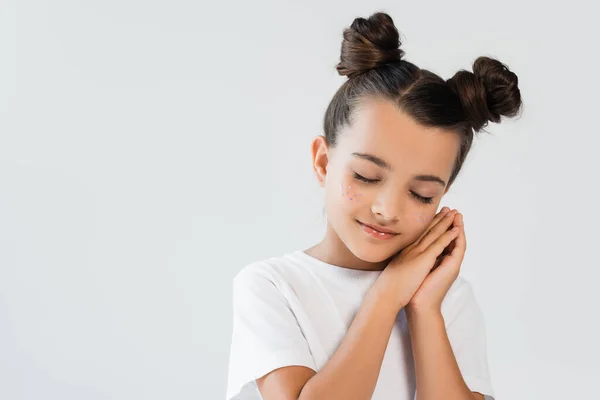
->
<box><xmin>311</xmin><ymin>135</ymin><xmax>329</xmax><ymax>188</ymax></box>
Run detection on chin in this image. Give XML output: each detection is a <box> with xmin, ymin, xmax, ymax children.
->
<box><xmin>346</xmin><ymin>236</ymin><xmax>398</xmax><ymax>264</ymax></box>
<box><xmin>361</xmin><ymin>246</ymin><xmax>396</xmax><ymax>262</ymax></box>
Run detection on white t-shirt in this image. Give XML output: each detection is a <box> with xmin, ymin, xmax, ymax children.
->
<box><xmin>226</xmin><ymin>249</ymin><xmax>495</xmax><ymax>400</ymax></box>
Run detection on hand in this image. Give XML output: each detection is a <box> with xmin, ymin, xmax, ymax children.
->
<box><xmin>406</xmin><ymin>210</ymin><xmax>466</xmax><ymax>314</ymax></box>
<box><xmin>373</xmin><ymin>207</ymin><xmax>461</xmax><ymax>311</ymax></box>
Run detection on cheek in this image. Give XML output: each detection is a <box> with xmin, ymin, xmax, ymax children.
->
<box><xmin>412</xmin><ymin>211</ymin><xmax>434</xmax><ymax>225</ymax></box>
<box><xmin>339</xmin><ymin>182</ymin><xmax>363</xmax><ymax>204</ymax></box>
<box><xmin>337</xmin><ymin>181</ymin><xmax>434</xmax><ymax>225</ymax></box>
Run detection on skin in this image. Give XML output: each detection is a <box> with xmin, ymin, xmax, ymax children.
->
<box><xmin>256</xmin><ymin>96</ymin><xmax>485</xmax><ymax>400</ymax></box>
<box><xmin>304</xmin><ymin>96</ymin><xmax>460</xmax><ymax>271</ymax></box>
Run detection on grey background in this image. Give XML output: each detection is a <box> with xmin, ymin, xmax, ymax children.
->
<box><xmin>1</xmin><ymin>0</ymin><xmax>598</xmax><ymax>399</ymax></box>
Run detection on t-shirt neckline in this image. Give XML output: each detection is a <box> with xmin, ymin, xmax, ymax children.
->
<box><xmin>291</xmin><ymin>249</ymin><xmax>384</xmax><ymax>281</ymax></box>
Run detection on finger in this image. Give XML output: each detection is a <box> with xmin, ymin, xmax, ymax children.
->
<box><xmin>424</xmin><ymin>226</ymin><xmax>461</xmax><ymax>264</ymax></box>
<box><xmin>416</xmin><ymin>210</ymin><xmax>457</xmax><ymax>252</ymax></box>
<box><xmin>432</xmin><ymin>234</ymin><xmax>456</xmax><ymax>272</ymax></box>
<box><xmin>443</xmin><ymin>216</ymin><xmax>460</xmax><ymax>254</ymax></box>
<box><xmin>430</xmin><ymin>214</ymin><xmax>465</xmax><ymax>272</ymax></box>
<box><xmin>412</xmin><ymin>208</ymin><xmax>452</xmax><ymax>249</ymax></box>
<box><xmin>450</xmin><ymin>217</ymin><xmax>466</xmax><ymax>260</ymax></box>
<box><xmin>433</xmin><ymin>231</ymin><xmax>456</xmax><ymax>267</ymax></box>
<box><xmin>431</xmin><ymin>246</ymin><xmax>460</xmax><ymax>275</ymax></box>
<box><xmin>402</xmin><ymin>207</ymin><xmax>450</xmax><ymax>254</ymax></box>
<box><xmin>416</xmin><ymin>207</ymin><xmax>451</xmax><ymax>241</ymax></box>
<box><xmin>433</xmin><ymin>234</ymin><xmax>464</xmax><ymax>275</ymax></box>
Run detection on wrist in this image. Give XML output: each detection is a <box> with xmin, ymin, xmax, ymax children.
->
<box><xmin>405</xmin><ymin>305</ymin><xmax>443</xmax><ymax>321</ymax></box>
<box><xmin>368</xmin><ymin>278</ymin><xmax>406</xmax><ymax>313</ymax></box>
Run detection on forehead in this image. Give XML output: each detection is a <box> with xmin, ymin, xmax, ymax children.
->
<box><xmin>339</xmin><ymin>97</ymin><xmax>459</xmax><ymax>173</ymax></box>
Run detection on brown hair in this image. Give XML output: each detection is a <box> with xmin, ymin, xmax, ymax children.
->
<box><xmin>324</xmin><ymin>12</ymin><xmax>523</xmax><ymax>188</ymax></box>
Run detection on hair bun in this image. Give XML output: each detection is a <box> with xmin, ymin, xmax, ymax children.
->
<box><xmin>448</xmin><ymin>56</ymin><xmax>523</xmax><ymax>132</ymax></box>
<box><xmin>336</xmin><ymin>12</ymin><xmax>405</xmax><ymax>79</ymax></box>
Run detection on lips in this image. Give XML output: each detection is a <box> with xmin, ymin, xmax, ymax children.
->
<box><xmin>358</xmin><ymin>221</ymin><xmax>399</xmax><ymax>235</ymax></box>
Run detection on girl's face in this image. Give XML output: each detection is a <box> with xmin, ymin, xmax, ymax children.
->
<box><xmin>312</xmin><ymin>97</ymin><xmax>460</xmax><ymax>264</ymax></box>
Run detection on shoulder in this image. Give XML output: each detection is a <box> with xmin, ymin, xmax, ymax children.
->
<box><xmin>233</xmin><ymin>250</ymin><xmax>314</xmax><ymax>288</ymax></box>
<box><xmin>233</xmin><ymin>253</ymin><xmax>292</xmax><ymax>287</ymax></box>
<box><xmin>443</xmin><ymin>275</ymin><xmax>475</xmax><ymax>303</ymax></box>
<box><xmin>441</xmin><ymin>276</ymin><xmax>485</xmax><ymax>328</ymax></box>
<box><xmin>232</xmin><ymin>251</ymin><xmax>310</xmax><ymax>300</ymax></box>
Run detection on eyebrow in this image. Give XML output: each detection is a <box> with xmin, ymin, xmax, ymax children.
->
<box><xmin>351</xmin><ymin>152</ymin><xmax>447</xmax><ymax>187</ymax></box>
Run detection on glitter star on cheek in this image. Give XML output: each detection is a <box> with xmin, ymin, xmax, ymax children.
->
<box><xmin>413</xmin><ymin>211</ymin><xmax>429</xmax><ymax>224</ymax></box>
<box><xmin>340</xmin><ymin>184</ymin><xmax>362</xmax><ymax>201</ymax></box>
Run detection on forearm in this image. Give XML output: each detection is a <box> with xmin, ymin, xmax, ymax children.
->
<box><xmin>298</xmin><ymin>281</ymin><xmax>400</xmax><ymax>400</ymax></box>
<box><xmin>406</xmin><ymin>308</ymin><xmax>475</xmax><ymax>400</ymax></box>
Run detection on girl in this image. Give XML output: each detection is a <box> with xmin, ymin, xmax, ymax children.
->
<box><xmin>226</xmin><ymin>11</ymin><xmax>522</xmax><ymax>400</ymax></box>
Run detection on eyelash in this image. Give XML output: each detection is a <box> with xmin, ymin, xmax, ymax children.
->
<box><xmin>352</xmin><ymin>172</ymin><xmax>435</xmax><ymax>205</ymax></box>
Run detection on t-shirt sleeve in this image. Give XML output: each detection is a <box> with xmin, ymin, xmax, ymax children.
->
<box><xmin>226</xmin><ymin>267</ymin><xmax>317</xmax><ymax>400</ymax></box>
<box><xmin>442</xmin><ymin>279</ymin><xmax>496</xmax><ymax>400</ymax></box>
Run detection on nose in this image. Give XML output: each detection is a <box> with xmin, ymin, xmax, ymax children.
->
<box><xmin>371</xmin><ymin>187</ymin><xmax>405</xmax><ymax>223</ymax></box>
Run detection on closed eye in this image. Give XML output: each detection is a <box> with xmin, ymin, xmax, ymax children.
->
<box><xmin>409</xmin><ymin>191</ymin><xmax>434</xmax><ymax>204</ymax></box>
<box><xmin>352</xmin><ymin>172</ymin><xmax>435</xmax><ymax>205</ymax></box>
<box><xmin>353</xmin><ymin>172</ymin><xmax>379</xmax><ymax>184</ymax></box>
